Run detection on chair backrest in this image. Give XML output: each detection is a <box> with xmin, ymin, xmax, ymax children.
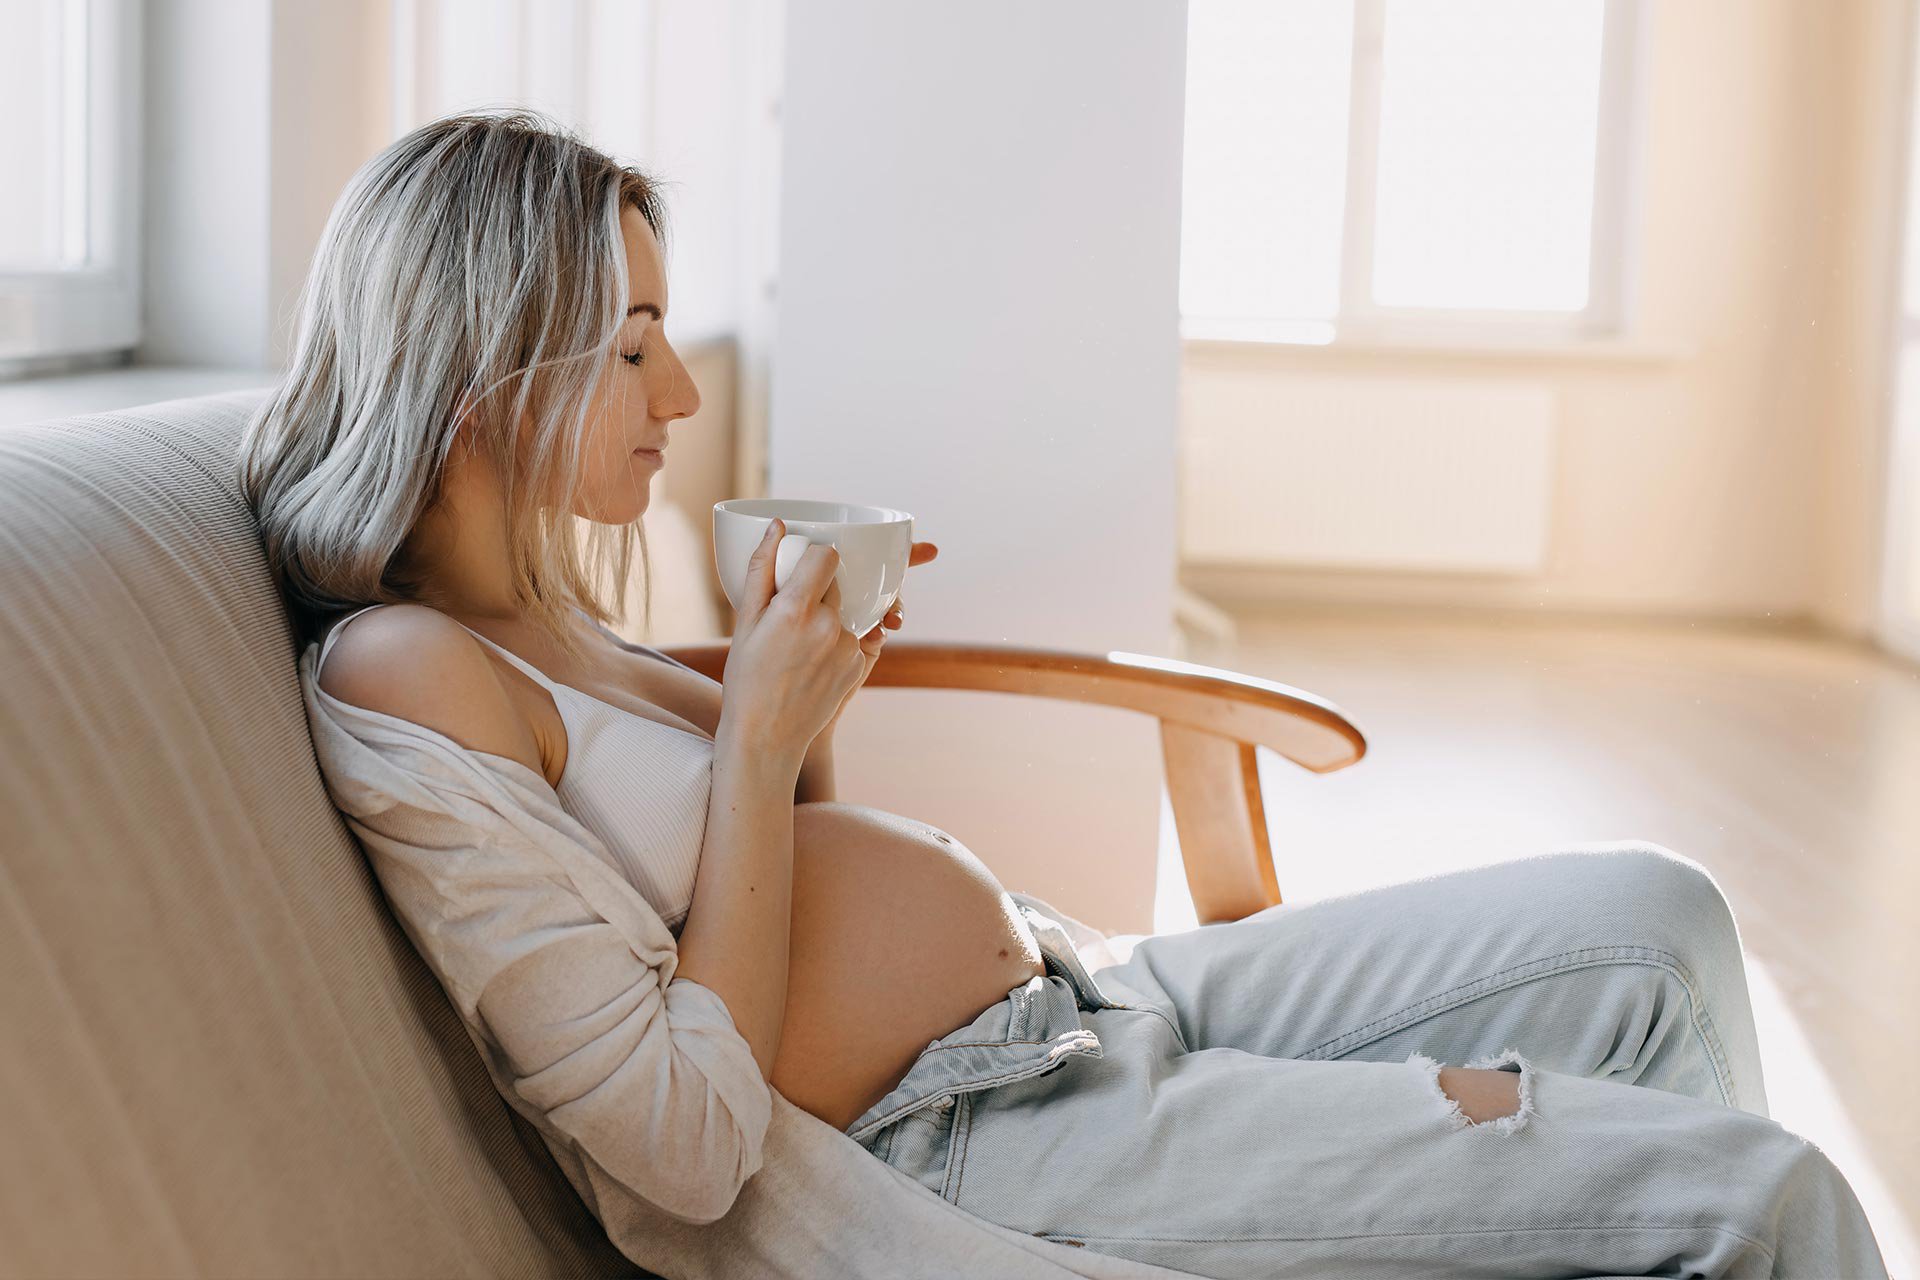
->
<box><xmin>0</xmin><ymin>391</ymin><xmax>640</xmax><ymax>1277</ymax></box>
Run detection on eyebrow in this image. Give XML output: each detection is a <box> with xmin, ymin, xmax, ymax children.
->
<box><xmin>626</xmin><ymin>303</ymin><xmax>662</xmax><ymax>319</ymax></box>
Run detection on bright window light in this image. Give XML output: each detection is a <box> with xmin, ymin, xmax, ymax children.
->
<box><xmin>1372</xmin><ymin>0</ymin><xmax>1607</xmax><ymax>311</ymax></box>
<box><xmin>0</xmin><ymin>0</ymin><xmax>75</xmax><ymax>271</ymax></box>
<box><xmin>0</xmin><ymin>0</ymin><xmax>140</xmax><ymax>367</ymax></box>
<box><xmin>1179</xmin><ymin>0</ymin><xmax>1355</xmax><ymax>325</ymax></box>
<box><xmin>1180</xmin><ymin>0</ymin><xmax>1633</xmax><ymax>338</ymax></box>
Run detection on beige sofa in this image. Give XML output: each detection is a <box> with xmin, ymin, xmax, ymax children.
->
<box><xmin>0</xmin><ymin>390</ymin><xmax>649</xmax><ymax>1276</ymax></box>
<box><xmin>1</xmin><ymin>388</ymin><xmax>1367</xmax><ymax>1277</ymax></box>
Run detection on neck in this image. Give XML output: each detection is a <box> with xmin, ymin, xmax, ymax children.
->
<box><xmin>397</xmin><ymin>448</ymin><xmax>526</xmax><ymax>621</ymax></box>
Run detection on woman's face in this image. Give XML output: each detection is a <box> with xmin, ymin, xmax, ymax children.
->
<box><xmin>571</xmin><ymin>203</ymin><xmax>702</xmax><ymax>524</ymax></box>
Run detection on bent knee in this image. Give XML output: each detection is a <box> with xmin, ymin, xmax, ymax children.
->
<box><xmin>1572</xmin><ymin>842</ymin><xmax>1744</xmax><ymax>966</ymax></box>
<box><xmin>1612</xmin><ymin>842</ymin><xmax>1735</xmax><ymax>923</ymax></box>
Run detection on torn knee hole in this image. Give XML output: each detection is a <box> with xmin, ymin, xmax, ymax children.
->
<box><xmin>1407</xmin><ymin>1048</ymin><xmax>1537</xmax><ymax>1136</ymax></box>
<box><xmin>1438</xmin><ymin>1067</ymin><xmax>1521</xmax><ymax>1122</ymax></box>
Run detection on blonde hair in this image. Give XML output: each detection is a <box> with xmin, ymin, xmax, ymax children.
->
<box><xmin>238</xmin><ymin>108</ymin><xmax>673</xmax><ymax>662</ymax></box>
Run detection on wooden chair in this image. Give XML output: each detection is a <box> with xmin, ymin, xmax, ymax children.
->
<box><xmin>657</xmin><ymin>639</ymin><xmax>1368</xmax><ymax>926</ymax></box>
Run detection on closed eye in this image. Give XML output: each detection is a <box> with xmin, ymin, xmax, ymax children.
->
<box><xmin>621</xmin><ymin>349</ymin><xmax>644</xmax><ymax>367</ymax></box>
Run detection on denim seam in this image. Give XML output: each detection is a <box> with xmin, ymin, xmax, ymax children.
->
<box><xmin>1009</xmin><ymin>1223</ymin><xmax>1775</xmax><ymax>1261</ymax></box>
<box><xmin>916</xmin><ymin>1036</ymin><xmax>1068</xmax><ymax>1053</ymax></box>
<box><xmin>944</xmin><ymin>1091</ymin><xmax>974</xmax><ymax>1204</ymax></box>
<box><xmin>846</xmin><ymin>1032</ymin><xmax>1101</xmax><ymax>1139</ymax></box>
<box><xmin>1060</xmin><ymin>955</ymin><xmax>1192</xmax><ymax>1051</ymax></box>
<box><xmin>1098</xmin><ymin>1000</ymin><xmax>1191</xmax><ymax>1052</ymax></box>
<box><xmin>916</xmin><ymin>1002</ymin><xmax>1177</xmax><ymax>1055</ymax></box>
<box><xmin>1029</xmin><ymin>917</ymin><xmax>1175</xmax><ymax>1036</ymax></box>
<box><xmin>1304</xmin><ymin>944</ymin><xmax>1738</xmax><ymax>1109</ymax></box>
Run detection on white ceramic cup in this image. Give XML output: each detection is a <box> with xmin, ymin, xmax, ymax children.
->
<box><xmin>713</xmin><ymin>498</ymin><xmax>914</xmax><ymax>636</ymax></box>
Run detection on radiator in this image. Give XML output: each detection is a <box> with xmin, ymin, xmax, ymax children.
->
<box><xmin>1181</xmin><ymin>370</ymin><xmax>1558</xmax><ymax>574</ymax></box>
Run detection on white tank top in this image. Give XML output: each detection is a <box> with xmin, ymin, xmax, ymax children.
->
<box><xmin>318</xmin><ymin>603</ymin><xmax>712</xmax><ymax>936</ymax></box>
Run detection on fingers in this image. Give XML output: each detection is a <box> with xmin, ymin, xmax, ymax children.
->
<box><xmin>749</xmin><ymin>519</ymin><xmax>784</xmax><ymax>570</ymax></box>
<box><xmin>755</xmin><ymin>525</ymin><xmax>921</xmax><ymax>628</ymax></box>
<box><xmin>786</xmin><ymin>540</ymin><xmax>842</xmax><ymax>603</ymax></box>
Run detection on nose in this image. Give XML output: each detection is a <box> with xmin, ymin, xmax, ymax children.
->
<box><xmin>651</xmin><ymin>346</ymin><xmax>702</xmax><ymax>422</ymax></box>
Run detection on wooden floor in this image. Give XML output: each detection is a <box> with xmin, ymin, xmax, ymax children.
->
<box><xmin>1160</xmin><ymin>602</ymin><xmax>1919</xmax><ymax>1274</ymax></box>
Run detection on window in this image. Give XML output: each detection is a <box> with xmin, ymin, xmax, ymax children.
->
<box><xmin>1179</xmin><ymin>0</ymin><xmax>1644</xmax><ymax>345</ymax></box>
<box><xmin>390</xmin><ymin>0</ymin><xmax>656</xmax><ymax>165</ymax></box>
<box><xmin>0</xmin><ymin>0</ymin><xmax>142</xmax><ymax>372</ymax></box>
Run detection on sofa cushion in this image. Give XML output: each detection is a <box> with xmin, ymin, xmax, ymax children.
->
<box><xmin>0</xmin><ymin>390</ymin><xmax>640</xmax><ymax>1277</ymax></box>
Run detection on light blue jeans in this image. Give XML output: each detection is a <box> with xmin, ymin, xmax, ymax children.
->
<box><xmin>843</xmin><ymin>843</ymin><xmax>1889</xmax><ymax>1278</ymax></box>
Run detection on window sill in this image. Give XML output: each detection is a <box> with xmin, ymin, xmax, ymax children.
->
<box><xmin>0</xmin><ymin>364</ymin><xmax>276</xmax><ymax>429</ymax></box>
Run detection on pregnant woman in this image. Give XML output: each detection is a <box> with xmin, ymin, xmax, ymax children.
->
<box><xmin>243</xmin><ymin>111</ymin><xmax>1887</xmax><ymax>1278</ymax></box>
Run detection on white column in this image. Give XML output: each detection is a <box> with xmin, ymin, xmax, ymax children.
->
<box><xmin>769</xmin><ymin>0</ymin><xmax>1188</xmax><ymax>933</ymax></box>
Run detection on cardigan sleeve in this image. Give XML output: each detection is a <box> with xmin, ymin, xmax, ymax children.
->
<box><xmin>300</xmin><ymin>640</ymin><xmax>774</xmax><ymax>1226</ymax></box>
<box><xmin>312</xmin><ymin>742</ymin><xmax>772</xmax><ymax>1226</ymax></box>
<box><xmin>453</xmin><ymin>848</ymin><xmax>773</xmax><ymax>1225</ymax></box>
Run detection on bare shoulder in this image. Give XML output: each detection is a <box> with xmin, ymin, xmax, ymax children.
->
<box><xmin>316</xmin><ymin>603</ymin><xmax>545</xmax><ymax>778</ymax></box>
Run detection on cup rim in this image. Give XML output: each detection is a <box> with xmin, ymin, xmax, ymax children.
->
<box><xmin>714</xmin><ymin>498</ymin><xmax>911</xmax><ymax>525</ymax></box>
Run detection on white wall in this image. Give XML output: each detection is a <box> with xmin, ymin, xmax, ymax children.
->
<box><xmin>770</xmin><ymin>1</ymin><xmax>1188</xmax><ymax>933</ymax></box>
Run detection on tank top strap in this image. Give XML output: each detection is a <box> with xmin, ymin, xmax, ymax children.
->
<box><xmin>317</xmin><ymin>602</ymin><xmax>393</xmax><ymax>669</ymax></box>
<box><xmin>570</xmin><ymin>602</ymin><xmax>697</xmax><ymax>675</ymax></box>
<box><xmin>440</xmin><ymin>615</ymin><xmax>565</xmax><ymax>693</ymax></box>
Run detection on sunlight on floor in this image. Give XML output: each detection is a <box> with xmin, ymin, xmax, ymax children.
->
<box><xmin>1745</xmin><ymin>955</ymin><xmax>1916</xmax><ymax>1277</ymax></box>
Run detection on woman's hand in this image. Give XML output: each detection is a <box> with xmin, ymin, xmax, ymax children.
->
<box><xmin>820</xmin><ymin>539</ymin><xmax>938</xmax><ymax>734</ymax></box>
<box><xmin>718</xmin><ymin>519</ymin><xmax>870</xmax><ymax>765</ymax></box>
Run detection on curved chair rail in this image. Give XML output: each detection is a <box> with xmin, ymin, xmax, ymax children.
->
<box><xmin>659</xmin><ymin>639</ymin><xmax>1368</xmax><ymax>926</ymax></box>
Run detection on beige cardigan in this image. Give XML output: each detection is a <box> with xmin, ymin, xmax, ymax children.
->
<box><xmin>297</xmin><ymin>638</ymin><xmax>1185</xmax><ymax>1280</ymax></box>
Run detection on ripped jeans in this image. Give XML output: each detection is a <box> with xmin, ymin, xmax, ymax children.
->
<box><xmin>843</xmin><ymin>844</ymin><xmax>1890</xmax><ymax>1278</ymax></box>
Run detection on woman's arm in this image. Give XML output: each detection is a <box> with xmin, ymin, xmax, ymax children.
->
<box><xmin>672</xmin><ymin>719</ymin><xmax>807</xmax><ymax>1082</ymax></box>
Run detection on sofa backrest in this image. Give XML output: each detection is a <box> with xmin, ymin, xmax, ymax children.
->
<box><xmin>0</xmin><ymin>391</ymin><xmax>639</xmax><ymax>1277</ymax></box>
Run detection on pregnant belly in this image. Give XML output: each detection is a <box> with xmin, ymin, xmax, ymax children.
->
<box><xmin>768</xmin><ymin>802</ymin><xmax>1048</xmax><ymax>1131</ymax></box>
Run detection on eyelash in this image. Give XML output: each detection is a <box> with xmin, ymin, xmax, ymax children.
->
<box><xmin>621</xmin><ymin>349</ymin><xmax>644</xmax><ymax>367</ymax></box>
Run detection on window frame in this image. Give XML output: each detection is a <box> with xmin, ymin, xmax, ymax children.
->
<box><xmin>0</xmin><ymin>0</ymin><xmax>144</xmax><ymax>373</ymax></box>
<box><xmin>1182</xmin><ymin>0</ymin><xmax>1648</xmax><ymax>349</ymax></box>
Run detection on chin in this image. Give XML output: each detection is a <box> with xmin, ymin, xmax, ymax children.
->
<box><xmin>575</xmin><ymin>494</ymin><xmax>649</xmax><ymax>526</ymax></box>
